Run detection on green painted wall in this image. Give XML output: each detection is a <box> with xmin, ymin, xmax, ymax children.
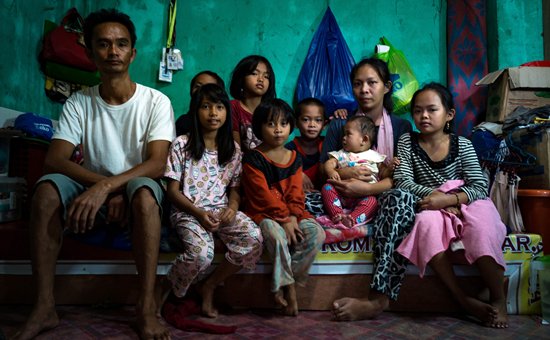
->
<box><xmin>487</xmin><ymin>0</ymin><xmax>544</xmax><ymax>70</ymax></box>
<box><xmin>0</xmin><ymin>0</ymin><xmax>543</xmax><ymax>121</ymax></box>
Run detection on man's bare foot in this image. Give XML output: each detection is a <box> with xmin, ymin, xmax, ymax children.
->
<box><xmin>136</xmin><ymin>297</ymin><xmax>170</xmax><ymax>340</ymax></box>
<box><xmin>136</xmin><ymin>312</ymin><xmax>170</xmax><ymax>340</ymax></box>
<box><xmin>488</xmin><ymin>298</ymin><xmax>508</xmax><ymax>328</ymax></box>
<box><xmin>332</xmin><ymin>297</ymin><xmax>388</xmax><ymax>321</ymax></box>
<box><xmin>459</xmin><ymin>296</ymin><xmax>497</xmax><ymax>326</ymax></box>
<box><xmin>197</xmin><ymin>281</ymin><xmax>218</xmax><ymax>318</ymax></box>
<box><xmin>11</xmin><ymin>304</ymin><xmax>59</xmax><ymax>340</ymax></box>
<box><xmin>283</xmin><ymin>285</ymin><xmax>299</xmax><ymax>316</ymax></box>
<box><xmin>274</xmin><ymin>289</ymin><xmax>288</xmax><ymax>307</ymax></box>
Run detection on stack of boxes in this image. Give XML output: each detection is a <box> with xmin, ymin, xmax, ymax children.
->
<box><xmin>477</xmin><ymin>65</ymin><xmax>550</xmax><ymax>319</ymax></box>
<box><xmin>477</xmin><ymin>65</ymin><xmax>550</xmax><ymax>241</ymax></box>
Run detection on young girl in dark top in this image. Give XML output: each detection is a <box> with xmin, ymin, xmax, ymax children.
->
<box><xmin>229</xmin><ymin>55</ymin><xmax>276</xmax><ymax>151</ymax></box>
<box><xmin>394</xmin><ymin>82</ymin><xmax>507</xmax><ymax>328</ymax></box>
<box><xmin>241</xmin><ymin>99</ymin><xmax>325</xmax><ymax>316</ymax></box>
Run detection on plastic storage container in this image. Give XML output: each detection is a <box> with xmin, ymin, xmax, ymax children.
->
<box><xmin>532</xmin><ymin>255</ymin><xmax>550</xmax><ymax>325</ymax></box>
<box><xmin>517</xmin><ymin>189</ymin><xmax>550</xmax><ymax>249</ymax></box>
<box><xmin>0</xmin><ymin>177</ymin><xmax>26</xmax><ymax>223</ymax></box>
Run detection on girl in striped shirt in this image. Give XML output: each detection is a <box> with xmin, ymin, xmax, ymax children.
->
<box><xmin>394</xmin><ymin>83</ymin><xmax>508</xmax><ymax>328</ymax></box>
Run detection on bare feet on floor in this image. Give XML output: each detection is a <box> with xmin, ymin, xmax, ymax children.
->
<box><xmin>274</xmin><ymin>289</ymin><xmax>288</xmax><ymax>307</ymax></box>
<box><xmin>488</xmin><ymin>298</ymin><xmax>508</xmax><ymax>328</ymax></box>
<box><xmin>460</xmin><ymin>296</ymin><xmax>498</xmax><ymax>327</ymax></box>
<box><xmin>332</xmin><ymin>297</ymin><xmax>388</xmax><ymax>321</ymax></box>
<box><xmin>156</xmin><ymin>277</ymin><xmax>173</xmax><ymax>317</ymax></box>
<box><xmin>283</xmin><ymin>285</ymin><xmax>299</xmax><ymax>316</ymax></box>
<box><xmin>197</xmin><ymin>281</ymin><xmax>218</xmax><ymax>318</ymax></box>
<box><xmin>136</xmin><ymin>300</ymin><xmax>170</xmax><ymax>340</ymax></box>
<box><xmin>11</xmin><ymin>304</ymin><xmax>59</xmax><ymax>340</ymax></box>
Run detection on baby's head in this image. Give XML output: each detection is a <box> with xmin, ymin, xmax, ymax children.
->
<box><xmin>342</xmin><ymin>115</ymin><xmax>376</xmax><ymax>153</ymax></box>
<box><xmin>294</xmin><ymin>98</ymin><xmax>325</xmax><ymax>141</ymax></box>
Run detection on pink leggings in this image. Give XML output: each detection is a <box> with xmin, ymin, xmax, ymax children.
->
<box><xmin>321</xmin><ymin>183</ymin><xmax>378</xmax><ymax>225</ymax></box>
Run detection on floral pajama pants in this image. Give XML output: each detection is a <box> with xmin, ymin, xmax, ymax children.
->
<box><xmin>259</xmin><ymin>218</ymin><xmax>325</xmax><ymax>293</ymax></box>
<box><xmin>167</xmin><ymin>209</ymin><xmax>263</xmax><ymax>297</ymax></box>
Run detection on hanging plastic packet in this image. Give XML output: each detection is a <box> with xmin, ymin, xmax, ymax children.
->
<box><xmin>159</xmin><ymin>48</ymin><xmax>173</xmax><ymax>83</ymax></box>
<box><xmin>158</xmin><ymin>0</ymin><xmax>179</xmax><ymax>82</ymax></box>
<box><xmin>167</xmin><ymin>48</ymin><xmax>184</xmax><ymax>70</ymax></box>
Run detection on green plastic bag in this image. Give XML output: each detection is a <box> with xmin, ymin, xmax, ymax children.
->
<box><xmin>374</xmin><ymin>37</ymin><xmax>418</xmax><ymax>115</ymax></box>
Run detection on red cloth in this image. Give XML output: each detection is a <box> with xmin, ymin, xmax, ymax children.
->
<box><xmin>162</xmin><ymin>296</ymin><xmax>237</xmax><ymax>334</ymax></box>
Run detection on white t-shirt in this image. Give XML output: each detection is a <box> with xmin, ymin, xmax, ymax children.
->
<box><xmin>54</xmin><ymin>84</ymin><xmax>176</xmax><ymax>176</ymax></box>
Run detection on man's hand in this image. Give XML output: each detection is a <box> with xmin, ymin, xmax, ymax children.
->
<box><xmin>66</xmin><ymin>182</ymin><xmax>110</xmax><ymax>233</ymax></box>
<box><xmin>281</xmin><ymin>216</ymin><xmax>303</xmax><ymax>246</ymax></box>
<box><xmin>106</xmin><ymin>193</ymin><xmax>127</xmax><ymax>226</ymax></box>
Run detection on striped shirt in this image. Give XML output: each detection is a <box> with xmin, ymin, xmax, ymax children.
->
<box><xmin>394</xmin><ymin>132</ymin><xmax>488</xmax><ymax>203</ymax></box>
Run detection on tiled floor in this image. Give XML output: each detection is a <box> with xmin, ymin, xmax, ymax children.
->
<box><xmin>0</xmin><ymin>304</ymin><xmax>548</xmax><ymax>339</ymax></box>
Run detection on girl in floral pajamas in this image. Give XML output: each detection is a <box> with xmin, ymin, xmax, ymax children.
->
<box><xmin>164</xmin><ymin>84</ymin><xmax>263</xmax><ymax>318</ymax></box>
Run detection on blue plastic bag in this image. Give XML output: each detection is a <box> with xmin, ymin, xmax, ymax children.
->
<box><xmin>296</xmin><ymin>7</ymin><xmax>356</xmax><ymax>118</ymax></box>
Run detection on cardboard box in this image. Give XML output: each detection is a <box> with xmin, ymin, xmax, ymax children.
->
<box><xmin>476</xmin><ymin>66</ymin><xmax>550</xmax><ymax>122</ymax></box>
<box><xmin>512</xmin><ymin>127</ymin><xmax>550</xmax><ymax>189</ymax></box>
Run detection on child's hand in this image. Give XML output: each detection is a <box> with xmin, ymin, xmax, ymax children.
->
<box><xmin>329</xmin><ymin>109</ymin><xmax>349</xmax><ymax>120</ymax></box>
<box><xmin>327</xmin><ymin>170</ymin><xmax>341</xmax><ymax>181</ymax></box>
<box><xmin>198</xmin><ymin>210</ymin><xmax>220</xmax><ymax>232</ymax></box>
<box><xmin>302</xmin><ymin>173</ymin><xmax>315</xmax><ymax>192</ymax></box>
<box><xmin>282</xmin><ymin>216</ymin><xmax>304</xmax><ymax>246</ymax></box>
<box><xmin>218</xmin><ymin>207</ymin><xmax>236</xmax><ymax>225</ymax></box>
<box><xmin>390</xmin><ymin>157</ymin><xmax>400</xmax><ymax>170</ymax></box>
<box><xmin>444</xmin><ymin>206</ymin><xmax>462</xmax><ymax>217</ymax></box>
<box><xmin>417</xmin><ymin>191</ymin><xmax>449</xmax><ymax>211</ymax></box>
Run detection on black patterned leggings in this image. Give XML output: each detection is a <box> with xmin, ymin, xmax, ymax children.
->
<box><xmin>370</xmin><ymin>189</ymin><xmax>417</xmax><ymax>300</ymax></box>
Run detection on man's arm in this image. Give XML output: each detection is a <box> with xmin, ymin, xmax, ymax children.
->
<box><xmin>44</xmin><ymin>139</ymin><xmax>107</xmax><ymax>186</ymax></box>
<box><xmin>53</xmin><ymin>139</ymin><xmax>170</xmax><ymax>233</ymax></box>
<box><xmin>46</xmin><ymin>139</ymin><xmax>170</xmax><ymax>193</ymax></box>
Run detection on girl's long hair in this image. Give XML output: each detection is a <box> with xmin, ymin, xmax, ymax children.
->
<box><xmin>186</xmin><ymin>83</ymin><xmax>235</xmax><ymax>165</ymax></box>
<box><xmin>229</xmin><ymin>55</ymin><xmax>276</xmax><ymax>101</ymax></box>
